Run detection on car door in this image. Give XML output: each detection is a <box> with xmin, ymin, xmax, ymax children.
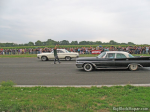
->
<box><xmin>47</xmin><ymin>51</ymin><xmax>54</xmax><ymax>59</ymax></box>
<box><xmin>57</xmin><ymin>50</ymin><xmax>65</xmax><ymax>58</ymax></box>
<box><xmin>115</xmin><ymin>53</ymin><xmax>128</xmax><ymax>67</ymax></box>
<box><xmin>96</xmin><ymin>53</ymin><xmax>115</xmax><ymax>68</ymax></box>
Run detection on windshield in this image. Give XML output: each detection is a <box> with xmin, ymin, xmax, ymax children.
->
<box><xmin>128</xmin><ymin>54</ymin><xmax>134</xmax><ymax>58</ymax></box>
<box><xmin>97</xmin><ymin>52</ymin><xmax>106</xmax><ymax>58</ymax></box>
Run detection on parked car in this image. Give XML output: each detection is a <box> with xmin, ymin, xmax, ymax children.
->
<box><xmin>37</xmin><ymin>49</ymin><xmax>79</xmax><ymax>61</ymax></box>
<box><xmin>76</xmin><ymin>51</ymin><xmax>150</xmax><ymax>72</ymax></box>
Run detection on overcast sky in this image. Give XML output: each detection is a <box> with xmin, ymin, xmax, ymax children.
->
<box><xmin>0</xmin><ymin>0</ymin><xmax>150</xmax><ymax>44</ymax></box>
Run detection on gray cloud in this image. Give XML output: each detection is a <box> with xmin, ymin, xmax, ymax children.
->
<box><xmin>0</xmin><ymin>0</ymin><xmax>150</xmax><ymax>44</ymax></box>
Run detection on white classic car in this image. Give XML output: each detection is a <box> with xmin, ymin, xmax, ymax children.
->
<box><xmin>37</xmin><ymin>49</ymin><xmax>79</xmax><ymax>61</ymax></box>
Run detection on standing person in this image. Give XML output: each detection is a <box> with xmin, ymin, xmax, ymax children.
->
<box><xmin>24</xmin><ymin>48</ymin><xmax>26</xmax><ymax>54</ymax></box>
<box><xmin>18</xmin><ymin>49</ymin><xmax>20</xmax><ymax>54</ymax></box>
<box><xmin>148</xmin><ymin>46</ymin><xmax>150</xmax><ymax>54</ymax></box>
<box><xmin>146</xmin><ymin>46</ymin><xmax>149</xmax><ymax>54</ymax></box>
<box><xmin>9</xmin><ymin>49</ymin><xmax>12</xmax><ymax>55</ymax></box>
<box><xmin>3</xmin><ymin>49</ymin><xmax>4</xmax><ymax>55</ymax></box>
<box><xmin>54</xmin><ymin>45</ymin><xmax>61</xmax><ymax>64</ymax></box>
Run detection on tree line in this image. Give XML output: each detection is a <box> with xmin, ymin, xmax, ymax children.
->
<box><xmin>0</xmin><ymin>39</ymin><xmax>137</xmax><ymax>47</ymax></box>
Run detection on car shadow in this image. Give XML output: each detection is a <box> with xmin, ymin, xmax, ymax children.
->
<box><xmin>78</xmin><ymin>67</ymin><xmax>150</xmax><ymax>72</ymax></box>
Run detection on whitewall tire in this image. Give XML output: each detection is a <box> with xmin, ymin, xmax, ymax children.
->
<box><xmin>83</xmin><ymin>63</ymin><xmax>93</xmax><ymax>72</ymax></box>
<box><xmin>129</xmin><ymin>64</ymin><xmax>138</xmax><ymax>71</ymax></box>
<box><xmin>41</xmin><ymin>56</ymin><xmax>47</xmax><ymax>61</ymax></box>
<box><xmin>65</xmin><ymin>56</ymin><xmax>71</xmax><ymax>61</ymax></box>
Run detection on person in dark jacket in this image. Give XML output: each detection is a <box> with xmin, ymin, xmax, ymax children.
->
<box><xmin>54</xmin><ymin>45</ymin><xmax>61</xmax><ymax>64</ymax></box>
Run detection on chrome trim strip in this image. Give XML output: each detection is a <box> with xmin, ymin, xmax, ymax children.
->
<box><xmin>77</xmin><ymin>61</ymin><xmax>111</xmax><ymax>63</ymax></box>
<box><xmin>96</xmin><ymin>67</ymin><xmax>127</xmax><ymax>69</ymax></box>
<box><xmin>91</xmin><ymin>63</ymin><xmax>97</xmax><ymax>69</ymax></box>
<box><xmin>138</xmin><ymin>64</ymin><xmax>143</xmax><ymax>67</ymax></box>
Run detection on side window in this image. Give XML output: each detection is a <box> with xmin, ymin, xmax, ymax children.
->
<box><xmin>59</xmin><ymin>50</ymin><xmax>64</xmax><ymax>53</ymax></box>
<box><xmin>57</xmin><ymin>50</ymin><xmax>64</xmax><ymax>53</ymax></box>
<box><xmin>116</xmin><ymin>53</ymin><xmax>126</xmax><ymax>58</ymax></box>
<box><xmin>106</xmin><ymin>53</ymin><xmax>115</xmax><ymax>58</ymax></box>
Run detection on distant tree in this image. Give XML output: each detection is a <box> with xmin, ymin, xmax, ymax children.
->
<box><xmin>79</xmin><ymin>41</ymin><xmax>87</xmax><ymax>45</ymax></box>
<box><xmin>3</xmin><ymin>43</ymin><xmax>14</xmax><ymax>47</ymax></box>
<box><xmin>42</xmin><ymin>42</ymin><xmax>46</xmax><ymax>46</ymax></box>
<box><xmin>59</xmin><ymin>40</ymin><xmax>70</xmax><ymax>45</ymax></box>
<box><xmin>35</xmin><ymin>40</ymin><xmax>43</xmax><ymax>46</ymax></box>
<box><xmin>102</xmin><ymin>42</ymin><xmax>109</xmax><ymax>45</ymax></box>
<box><xmin>23</xmin><ymin>44</ymin><xmax>26</xmax><ymax>46</ymax></box>
<box><xmin>0</xmin><ymin>43</ymin><xmax>5</xmax><ymax>47</ymax></box>
<box><xmin>0</xmin><ymin>39</ymin><xmax>139</xmax><ymax>47</ymax></box>
<box><xmin>28</xmin><ymin>42</ymin><xmax>34</xmax><ymax>46</ymax></box>
<box><xmin>46</xmin><ymin>39</ymin><xmax>58</xmax><ymax>45</ymax></box>
<box><xmin>128</xmin><ymin>42</ymin><xmax>135</xmax><ymax>45</ymax></box>
<box><xmin>13</xmin><ymin>43</ymin><xmax>18</xmax><ymax>46</ymax></box>
<box><xmin>95</xmin><ymin>41</ymin><xmax>102</xmax><ymax>45</ymax></box>
<box><xmin>88</xmin><ymin>41</ymin><xmax>95</xmax><ymax>45</ymax></box>
<box><xmin>18</xmin><ymin>44</ymin><xmax>24</xmax><ymax>46</ymax></box>
<box><xmin>109</xmin><ymin>40</ymin><xmax>118</xmax><ymax>45</ymax></box>
<box><xmin>70</xmin><ymin>41</ymin><xmax>78</xmax><ymax>45</ymax></box>
<box><xmin>120</xmin><ymin>43</ymin><xmax>127</xmax><ymax>45</ymax></box>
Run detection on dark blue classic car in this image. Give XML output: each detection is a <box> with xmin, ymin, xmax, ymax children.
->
<box><xmin>76</xmin><ymin>51</ymin><xmax>150</xmax><ymax>72</ymax></box>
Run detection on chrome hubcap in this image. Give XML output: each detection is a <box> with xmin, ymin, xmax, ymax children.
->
<box><xmin>131</xmin><ymin>64</ymin><xmax>137</xmax><ymax>70</ymax></box>
<box><xmin>86</xmin><ymin>65</ymin><xmax>90</xmax><ymax>69</ymax></box>
<box><xmin>42</xmin><ymin>57</ymin><xmax>46</xmax><ymax>60</ymax></box>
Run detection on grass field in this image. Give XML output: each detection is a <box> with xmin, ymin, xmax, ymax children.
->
<box><xmin>0</xmin><ymin>53</ymin><xmax>150</xmax><ymax>58</ymax></box>
<box><xmin>0</xmin><ymin>85</ymin><xmax>150</xmax><ymax>112</ymax></box>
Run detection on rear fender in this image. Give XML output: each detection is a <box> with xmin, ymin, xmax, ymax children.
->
<box><xmin>41</xmin><ymin>55</ymin><xmax>48</xmax><ymax>59</ymax></box>
<box><xmin>127</xmin><ymin>63</ymin><xmax>143</xmax><ymax>68</ymax></box>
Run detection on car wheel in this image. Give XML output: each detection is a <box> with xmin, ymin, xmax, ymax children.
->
<box><xmin>83</xmin><ymin>63</ymin><xmax>93</xmax><ymax>72</ymax></box>
<box><xmin>41</xmin><ymin>56</ymin><xmax>47</xmax><ymax>61</ymax></box>
<box><xmin>129</xmin><ymin>64</ymin><xmax>138</xmax><ymax>71</ymax></box>
<box><xmin>65</xmin><ymin>56</ymin><xmax>71</xmax><ymax>61</ymax></box>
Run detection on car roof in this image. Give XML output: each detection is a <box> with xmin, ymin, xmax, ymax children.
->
<box><xmin>105</xmin><ymin>51</ymin><xmax>129</xmax><ymax>54</ymax></box>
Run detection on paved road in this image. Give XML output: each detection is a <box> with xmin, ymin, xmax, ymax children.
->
<box><xmin>0</xmin><ymin>58</ymin><xmax>150</xmax><ymax>85</ymax></box>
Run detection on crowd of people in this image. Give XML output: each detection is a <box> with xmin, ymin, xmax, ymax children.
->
<box><xmin>0</xmin><ymin>46</ymin><xmax>150</xmax><ymax>55</ymax></box>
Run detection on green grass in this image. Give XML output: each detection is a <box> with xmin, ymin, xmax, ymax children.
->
<box><xmin>0</xmin><ymin>80</ymin><xmax>16</xmax><ymax>87</ymax></box>
<box><xmin>0</xmin><ymin>85</ymin><xmax>150</xmax><ymax>112</ymax></box>
<box><xmin>0</xmin><ymin>53</ymin><xmax>150</xmax><ymax>58</ymax></box>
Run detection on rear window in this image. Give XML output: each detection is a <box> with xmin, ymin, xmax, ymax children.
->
<box><xmin>57</xmin><ymin>50</ymin><xmax>64</xmax><ymax>53</ymax></box>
